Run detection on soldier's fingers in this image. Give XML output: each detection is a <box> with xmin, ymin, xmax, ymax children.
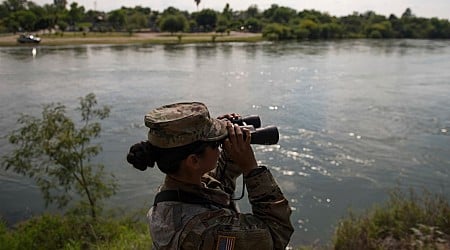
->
<box><xmin>217</xmin><ymin>113</ymin><xmax>240</xmax><ymax>120</ymax></box>
<box><xmin>229</xmin><ymin>113</ymin><xmax>240</xmax><ymax>119</ymax></box>
<box><xmin>243</xmin><ymin>128</ymin><xmax>251</xmax><ymax>145</ymax></box>
<box><xmin>227</xmin><ymin>122</ymin><xmax>237</xmax><ymax>145</ymax></box>
<box><xmin>234</xmin><ymin>124</ymin><xmax>244</xmax><ymax>145</ymax></box>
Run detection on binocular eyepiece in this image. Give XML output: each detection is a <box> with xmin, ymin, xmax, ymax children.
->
<box><xmin>226</xmin><ymin>115</ymin><xmax>279</xmax><ymax>145</ymax></box>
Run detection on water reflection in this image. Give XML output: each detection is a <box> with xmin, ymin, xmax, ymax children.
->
<box><xmin>0</xmin><ymin>46</ymin><xmax>39</xmax><ymax>60</ymax></box>
<box><xmin>134</xmin><ymin>43</ymin><xmax>155</xmax><ymax>53</ymax></box>
<box><xmin>163</xmin><ymin>44</ymin><xmax>188</xmax><ymax>57</ymax></box>
<box><xmin>241</xmin><ymin>43</ymin><xmax>259</xmax><ymax>58</ymax></box>
<box><xmin>108</xmin><ymin>44</ymin><xmax>130</xmax><ymax>51</ymax></box>
<box><xmin>194</xmin><ymin>43</ymin><xmax>218</xmax><ymax>58</ymax></box>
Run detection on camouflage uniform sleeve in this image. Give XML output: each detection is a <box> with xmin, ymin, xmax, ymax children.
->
<box><xmin>245</xmin><ymin>166</ymin><xmax>294</xmax><ymax>249</ymax></box>
<box><xmin>208</xmin><ymin>150</ymin><xmax>242</xmax><ymax>195</ymax></box>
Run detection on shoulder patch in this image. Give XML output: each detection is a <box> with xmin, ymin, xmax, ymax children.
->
<box><xmin>216</xmin><ymin>235</ymin><xmax>235</xmax><ymax>250</ymax></box>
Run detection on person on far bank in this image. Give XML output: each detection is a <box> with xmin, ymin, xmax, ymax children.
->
<box><xmin>126</xmin><ymin>102</ymin><xmax>294</xmax><ymax>249</ymax></box>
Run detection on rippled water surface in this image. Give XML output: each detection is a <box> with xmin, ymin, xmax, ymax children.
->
<box><xmin>1</xmin><ymin>40</ymin><xmax>449</xmax><ymax>245</ymax></box>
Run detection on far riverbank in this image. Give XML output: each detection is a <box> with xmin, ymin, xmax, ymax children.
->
<box><xmin>0</xmin><ymin>31</ymin><xmax>263</xmax><ymax>46</ymax></box>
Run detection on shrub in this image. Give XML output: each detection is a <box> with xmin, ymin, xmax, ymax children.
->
<box><xmin>299</xmin><ymin>19</ymin><xmax>322</xmax><ymax>39</ymax></box>
<box><xmin>293</xmin><ymin>27</ymin><xmax>310</xmax><ymax>40</ymax></box>
<box><xmin>262</xmin><ymin>23</ymin><xmax>293</xmax><ymax>40</ymax></box>
<box><xmin>368</xmin><ymin>30</ymin><xmax>382</xmax><ymax>39</ymax></box>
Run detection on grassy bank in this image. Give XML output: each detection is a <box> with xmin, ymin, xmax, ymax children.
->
<box><xmin>0</xmin><ymin>213</ymin><xmax>152</xmax><ymax>250</ymax></box>
<box><xmin>1</xmin><ymin>190</ymin><xmax>449</xmax><ymax>250</ymax></box>
<box><xmin>0</xmin><ymin>32</ymin><xmax>264</xmax><ymax>46</ymax></box>
<box><xmin>333</xmin><ymin>189</ymin><xmax>450</xmax><ymax>250</ymax></box>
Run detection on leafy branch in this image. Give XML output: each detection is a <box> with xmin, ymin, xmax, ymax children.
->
<box><xmin>2</xmin><ymin>93</ymin><xmax>117</xmax><ymax>220</ymax></box>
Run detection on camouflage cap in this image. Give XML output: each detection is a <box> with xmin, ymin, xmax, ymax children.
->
<box><xmin>144</xmin><ymin>102</ymin><xmax>228</xmax><ymax>148</ymax></box>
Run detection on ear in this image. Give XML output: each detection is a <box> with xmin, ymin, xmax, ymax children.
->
<box><xmin>184</xmin><ymin>154</ymin><xmax>200</xmax><ymax>170</ymax></box>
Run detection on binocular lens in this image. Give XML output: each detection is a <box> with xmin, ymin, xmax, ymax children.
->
<box><xmin>249</xmin><ymin>126</ymin><xmax>279</xmax><ymax>145</ymax></box>
<box><xmin>240</xmin><ymin>125</ymin><xmax>279</xmax><ymax>145</ymax></box>
<box><xmin>227</xmin><ymin>115</ymin><xmax>279</xmax><ymax>145</ymax></box>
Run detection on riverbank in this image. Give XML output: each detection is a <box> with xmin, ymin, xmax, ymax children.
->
<box><xmin>1</xmin><ymin>189</ymin><xmax>448</xmax><ymax>249</ymax></box>
<box><xmin>0</xmin><ymin>31</ymin><xmax>263</xmax><ymax>46</ymax></box>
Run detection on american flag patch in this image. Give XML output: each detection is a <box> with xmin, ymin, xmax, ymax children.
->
<box><xmin>216</xmin><ymin>235</ymin><xmax>235</xmax><ymax>250</ymax></box>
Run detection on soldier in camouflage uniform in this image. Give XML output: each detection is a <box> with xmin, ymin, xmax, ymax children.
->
<box><xmin>127</xmin><ymin>102</ymin><xmax>294</xmax><ymax>250</ymax></box>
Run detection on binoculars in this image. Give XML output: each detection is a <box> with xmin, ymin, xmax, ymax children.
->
<box><xmin>226</xmin><ymin>115</ymin><xmax>279</xmax><ymax>145</ymax></box>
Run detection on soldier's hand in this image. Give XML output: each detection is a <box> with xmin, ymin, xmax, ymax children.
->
<box><xmin>217</xmin><ymin>113</ymin><xmax>240</xmax><ymax>121</ymax></box>
<box><xmin>223</xmin><ymin>122</ymin><xmax>258</xmax><ymax>176</ymax></box>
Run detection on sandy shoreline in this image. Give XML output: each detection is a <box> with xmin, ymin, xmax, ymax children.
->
<box><xmin>0</xmin><ymin>32</ymin><xmax>263</xmax><ymax>46</ymax></box>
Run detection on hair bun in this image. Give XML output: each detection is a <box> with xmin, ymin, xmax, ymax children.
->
<box><xmin>127</xmin><ymin>141</ymin><xmax>156</xmax><ymax>171</ymax></box>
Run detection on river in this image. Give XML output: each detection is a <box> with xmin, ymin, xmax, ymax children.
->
<box><xmin>1</xmin><ymin>40</ymin><xmax>449</xmax><ymax>246</ymax></box>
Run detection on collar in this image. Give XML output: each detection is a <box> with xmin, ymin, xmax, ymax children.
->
<box><xmin>162</xmin><ymin>174</ymin><xmax>231</xmax><ymax>207</ymax></box>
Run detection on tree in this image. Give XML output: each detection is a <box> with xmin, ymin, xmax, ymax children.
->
<box><xmin>222</xmin><ymin>3</ymin><xmax>232</xmax><ymax>21</ymax></box>
<box><xmin>162</xmin><ymin>6</ymin><xmax>182</xmax><ymax>16</ymax></box>
<box><xmin>246</xmin><ymin>4</ymin><xmax>259</xmax><ymax>18</ymax></box>
<box><xmin>68</xmin><ymin>2</ymin><xmax>85</xmax><ymax>26</ymax></box>
<box><xmin>53</xmin><ymin>0</ymin><xmax>67</xmax><ymax>10</ymax></box>
<box><xmin>57</xmin><ymin>19</ymin><xmax>68</xmax><ymax>31</ymax></box>
<box><xmin>340</xmin><ymin>12</ymin><xmax>364</xmax><ymax>37</ymax></box>
<box><xmin>42</xmin><ymin>3</ymin><xmax>60</xmax><ymax>31</ymax></box>
<box><xmin>159</xmin><ymin>14</ymin><xmax>188</xmax><ymax>33</ymax></box>
<box><xmin>194</xmin><ymin>0</ymin><xmax>200</xmax><ymax>9</ymax></box>
<box><xmin>216</xmin><ymin>15</ymin><xmax>229</xmax><ymax>33</ymax></box>
<box><xmin>401</xmin><ymin>8</ymin><xmax>413</xmax><ymax>19</ymax></box>
<box><xmin>299</xmin><ymin>19</ymin><xmax>322</xmax><ymax>39</ymax></box>
<box><xmin>245</xmin><ymin>17</ymin><xmax>262</xmax><ymax>32</ymax></box>
<box><xmin>4</xmin><ymin>17</ymin><xmax>20</xmax><ymax>32</ymax></box>
<box><xmin>195</xmin><ymin>8</ymin><xmax>217</xmax><ymax>31</ymax></box>
<box><xmin>321</xmin><ymin>22</ymin><xmax>344</xmax><ymax>39</ymax></box>
<box><xmin>262</xmin><ymin>4</ymin><xmax>279</xmax><ymax>20</ymax></box>
<box><xmin>262</xmin><ymin>23</ymin><xmax>293</xmax><ymax>40</ymax></box>
<box><xmin>108</xmin><ymin>9</ymin><xmax>126</xmax><ymax>31</ymax></box>
<box><xmin>2</xmin><ymin>93</ymin><xmax>117</xmax><ymax>220</ymax></box>
<box><xmin>365</xmin><ymin>21</ymin><xmax>394</xmax><ymax>38</ymax></box>
<box><xmin>127</xmin><ymin>12</ymin><xmax>148</xmax><ymax>31</ymax></box>
<box><xmin>1</xmin><ymin>0</ymin><xmax>27</xmax><ymax>13</ymax></box>
<box><xmin>11</xmin><ymin>10</ymin><xmax>37</xmax><ymax>31</ymax></box>
<box><xmin>271</xmin><ymin>6</ymin><xmax>296</xmax><ymax>24</ymax></box>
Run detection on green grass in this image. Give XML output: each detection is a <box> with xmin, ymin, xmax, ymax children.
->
<box><xmin>333</xmin><ymin>189</ymin><xmax>450</xmax><ymax>250</ymax></box>
<box><xmin>0</xmin><ymin>212</ymin><xmax>152</xmax><ymax>250</ymax></box>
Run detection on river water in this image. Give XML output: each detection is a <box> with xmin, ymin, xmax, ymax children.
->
<box><xmin>1</xmin><ymin>40</ymin><xmax>449</xmax><ymax>246</ymax></box>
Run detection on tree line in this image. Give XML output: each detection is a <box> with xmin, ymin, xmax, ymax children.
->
<box><xmin>1</xmin><ymin>0</ymin><xmax>450</xmax><ymax>39</ymax></box>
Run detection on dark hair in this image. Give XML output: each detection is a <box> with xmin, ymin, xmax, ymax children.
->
<box><xmin>126</xmin><ymin>140</ymin><xmax>218</xmax><ymax>174</ymax></box>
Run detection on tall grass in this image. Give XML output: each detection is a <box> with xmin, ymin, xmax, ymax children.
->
<box><xmin>0</xmin><ymin>212</ymin><xmax>151</xmax><ymax>250</ymax></box>
<box><xmin>333</xmin><ymin>189</ymin><xmax>450</xmax><ymax>250</ymax></box>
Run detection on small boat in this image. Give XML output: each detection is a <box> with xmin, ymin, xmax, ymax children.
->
<box><xmin>17</xmin><ymin>34</ymin><xmax>41</xmax><ymax>44</ymax></box>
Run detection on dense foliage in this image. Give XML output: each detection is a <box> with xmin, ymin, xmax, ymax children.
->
<box><xmin>1</xmin><ymin>0</ymin><xmax>449</xmax><ymax>39</ymax></box>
